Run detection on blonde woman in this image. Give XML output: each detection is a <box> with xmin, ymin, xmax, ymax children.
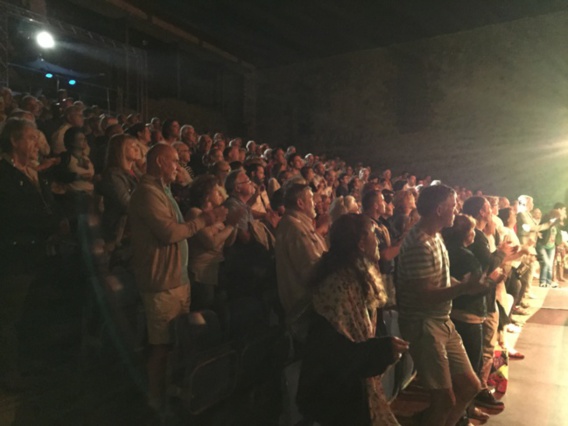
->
<box><xmin>329</xmin><ymin>195</ymin><xmax>359</xmax><ymax>223</ymax></box>
<box><xmin>98</xmin><ymin>134</ymin><xmax>140</xmax><ymax>245</ymax></box>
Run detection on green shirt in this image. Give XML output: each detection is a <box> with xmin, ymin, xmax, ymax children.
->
<box><xmin>165</xmin><ymin>185</ymin><xmax>189</xmax><ymax>284</ymax></box>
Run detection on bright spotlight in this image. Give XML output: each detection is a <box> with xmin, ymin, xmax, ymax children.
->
<box><xmin>36</xmin><ymin>31</ymin><xmax>55</xmax><ymax>49</ymax></box>
<box><xmin>68</xmin><ymin>79</ymin><xmax>76</xmax><ymax>86</ymax></box>
<box><xmin>45</xmin><ymin>73</ymin><xmax>53</xmax><ymax>78</ymax></box>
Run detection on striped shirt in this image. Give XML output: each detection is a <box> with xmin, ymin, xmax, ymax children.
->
<box><xmin>397</xmin><ymin>225</ymin><xmax>451</xmax><ymax>320</ymax></box>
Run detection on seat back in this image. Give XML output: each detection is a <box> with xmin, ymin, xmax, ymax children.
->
<box><xmin>380</xmin><ymin>309</ymin><xmax>415</xmax><ymax>401</ymax></box>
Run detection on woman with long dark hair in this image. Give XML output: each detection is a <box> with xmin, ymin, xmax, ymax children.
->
<box><xmin>298</xmin><ymin>213</ymin><xmax>408</xmax><ymax>426</ymax></box>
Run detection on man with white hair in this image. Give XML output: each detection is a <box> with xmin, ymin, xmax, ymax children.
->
<box><xmin>129</xmin><ymin>144</ymin><xmax>226</xmax><ymax>410</ymax></box>
<box><xmin>246</xmin><ymin>140</ymin><xmax>257</xmax><ymax>155</ymax></box>
<box><xmin>180</xmin><ymin>124</ymin><xmax>197</xmax><ymax>149</ymax></box>
<box><xmin>517</xmin><ymin>195</ymin><xmax>546</xmax><ymax>246</ymax></box>
<box><xmin>275</xmin><ymin>183</ymin><xmax>327</xmax><ymax>342</ymax></box>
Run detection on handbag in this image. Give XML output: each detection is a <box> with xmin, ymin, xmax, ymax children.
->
<box><xmin>488</xmin><ymin>349</ymin><xmax>509</xmax><ymax>394</ymax></box>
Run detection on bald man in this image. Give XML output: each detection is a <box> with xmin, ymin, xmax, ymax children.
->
<box><xmin>128</xmin><ymin>143</ymin><xmax>227</xmax><ymax>410</ymax></box>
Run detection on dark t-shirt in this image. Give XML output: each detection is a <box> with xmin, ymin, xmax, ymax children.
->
<box><xmin>446</xmin><ymin>241</ymin><xmax>486</xmax><ymax>317</ymax></box>
<box><xmin>467</xmin><ymin>229</ymin><xmax>505</xmax><ymax>313</ymax></box>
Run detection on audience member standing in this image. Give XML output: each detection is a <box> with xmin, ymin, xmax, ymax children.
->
<box><xmin>0</xmin><ymin>118</ymin><xmax>61</xmax><ymax>389</ymax></box>
<box><xmin>98</xmin><ymin>134</ymin><xmax>140</xmax><ymax>247</ymax></box>
<box><xmin>297</xmin><ymin>214</ymin><xmax>408</xmax><ymax>426</ymax></box>
<box><xmin>50</xmin><ymin>105</ymin><xmax>84</xmax><ymax>154</ymax></box>
<box><xmin>128</xmin><ymin>144</ymin><xmax>226</xmax><ymax>410</ymax></box>
<box><xmin>362</xmin><ymin>190</ymin><xmax>400</xmax><ymax>307</ymax></box>
<box><xmin>186</xmin><ymin>175</ymin><xmax>239</xmax><ymax>309</ymax></box>
<box><xmin>461</xmin><ymin>196</ymin><xmax>511</xmax><ymax>413</ymax></box>
<box><xmin>275</xmin><ymin>183</ymin><xmax>327</xmax><ymax>343</ymax></box>
<box><xmin>397</xmin><ymin>185</ymin><xmax>485</xmax><ymax>426</ymax></box>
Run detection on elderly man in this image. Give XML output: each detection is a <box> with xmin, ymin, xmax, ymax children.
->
<box><xmin>275</xmin><ymin>183</ymin><xmax>327</xmax><ymax>343</ymax></box>
<box><xmin>224</xmin><ymin>169</ymin><xmax>255</xmax><ymax>244</ymax></box>
<box><xmin>246</xmin><ymin>140</ymin><xmax>257</xmax><ymax>156</ymax></box>
<box><xmin>129</xmin><ymin>143</ymin><xmax>226</xmax><ymax>410</ymax></box>
<box><xmin>150</xmin><ymin>117</ymin><xmax>161</xmax><ymax>132</ymax></box>
<box><xmin>180</xmin><ymin>124</ymin><xmax>197</xmax><ymax>149</ymax></box>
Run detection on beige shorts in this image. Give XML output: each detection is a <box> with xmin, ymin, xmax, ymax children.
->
<box><xmin>141</xmin><ymin>284</ymin><xmax>190</xmax><ymax>345</ymax></box>
<box><xmin>400</xmin><ymin>317</ymin><xmax>474</xmax><ymax>390</ymax></box>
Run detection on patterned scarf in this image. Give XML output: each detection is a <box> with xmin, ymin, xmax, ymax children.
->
<box><xmin>312</xmin><ymin>258</ymin><xmax>399</xmax><ymax>426</ymax></box>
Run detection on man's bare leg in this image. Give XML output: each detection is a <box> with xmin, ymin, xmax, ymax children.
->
<box><xmin>445</xmin><ymin>371</ymin><xmax>481</xmax><ymax>426</ymax></box>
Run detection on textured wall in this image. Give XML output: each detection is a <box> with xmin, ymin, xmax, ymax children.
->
<box><xmin>257</xmin><ymin>11</ymin><xmax>568</xmax><ymax>208</ymax></box>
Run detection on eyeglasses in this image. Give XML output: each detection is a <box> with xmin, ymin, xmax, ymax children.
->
<box><xmin>236</xmin><ymin>179</ymin><xmax>252</xmax><ymax>186</ymax></box>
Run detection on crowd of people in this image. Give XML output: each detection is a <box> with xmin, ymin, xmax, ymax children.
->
<box><xmin>1</xmin><ymin>85</ymin><xmax>567</xmax><ymax>426</ymax></box>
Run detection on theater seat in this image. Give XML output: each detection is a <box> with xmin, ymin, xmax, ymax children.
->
<box><xmin>167</xmin><ymin>310</ymin><xmax>239</xmax><ymax>415</ymax></box>
<box><xmin>381</xmin><ymin>309</ymin><xmax>415</xmax><ymax>402</ymax></box>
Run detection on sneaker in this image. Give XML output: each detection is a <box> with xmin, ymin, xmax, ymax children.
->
<box><xmin>475</xmin><ymin>389</ymin><xmax>505</xmax><ymax>412</ymax></box>
<box><xmin>506</xmin><ymin>324</ymin><xmax>522</xmax><ymax>333</ymax></box>
<box><xmin>539</xmin><ymin>282</ymin><xmax>549</xmax><ymax>288</ymax></box>
<box><xmin>467</xmin><ymin>406</ymin><xmax>490</xmax><ymax>423</ymax></box>
<box><xmin>550</xmin><ymin>281</ymin><xmax>559</xmax><ymax>288</ymax></box>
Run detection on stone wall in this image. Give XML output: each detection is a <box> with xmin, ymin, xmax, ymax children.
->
<box><xmin>257</xmin><ymin>11</ymin><xmax>568</xmax><ymax>208</ymax></box>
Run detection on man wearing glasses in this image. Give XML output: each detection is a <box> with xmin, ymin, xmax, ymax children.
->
<box><xmin>224</xmin><ymin>169</ymin><xmax>255</xmax><ymax>243</ymax></box>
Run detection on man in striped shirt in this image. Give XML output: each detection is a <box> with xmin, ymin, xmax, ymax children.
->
<box><xmin>397</xmin><ymin>184</ymin><xmax>487</xmax><ymax>426</ymax></box>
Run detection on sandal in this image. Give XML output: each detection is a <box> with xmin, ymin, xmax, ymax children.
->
<box><xmin>509</xmin><ymin>350</ymin><xmax>525</xmax><ymax>360</ymax></box>
<box><xmin>512</xmin><ymin>306</ymin><xmax>529</xmax><ymax>315</ymax></box>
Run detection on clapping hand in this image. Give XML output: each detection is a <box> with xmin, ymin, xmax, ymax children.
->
<box><xmin>391</xmin><ymin>336</ymin><xmax>410</xmax><ymax>361</ymax></box>
<box><xmin>202</xmin><ymin>206</ymin><xmax>228</xmax><ymax>225</ymax></box>
<box><xmin>461</xmin><ymin>271</ymin><xmax>489</xmax><ymax>295</ymax></box>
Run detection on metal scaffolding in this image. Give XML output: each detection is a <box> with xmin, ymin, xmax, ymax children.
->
<box><xmin>0</xmin><ymin>0</ymin><xmax>147</xmax><ymax>115</ymax></box>
<box><xmin>0</xmin><ymin>11</ymin><xmax>8</xmax><ymax>87</ymax></box>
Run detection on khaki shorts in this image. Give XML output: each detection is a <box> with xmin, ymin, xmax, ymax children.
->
<box><xmin>141</xmin><ymin>284</ymin><xmax>190</xmax><ymax>345</ymax></box>
<box><xmin>400</xmin><ymin>317</ymin><xmax>474</xmax><ymax>390</ymax></box>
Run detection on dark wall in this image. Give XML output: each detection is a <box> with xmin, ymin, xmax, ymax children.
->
<box><xmin>146</xmin><ymin>46</ymin><xmax>246</xmax><ymax>136</ymax></box>
<box><xmin>257</xmin><ymin>11</ymin><xmax>568</xmax><ymax>208</ymax></box>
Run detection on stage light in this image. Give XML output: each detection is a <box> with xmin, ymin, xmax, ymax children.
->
<box><xmin>68</xmin><ymin>79</ymin><xmax>76</xmax><ymax>86</ymax></box>
<box><xmin>36</xmin><ymin>31</ymin><xmax>55</xmax><ymax>49</ymax></box>
<box><xmin>45</xmin><ymin>73</ymin><xmax>53</xmax><ymax>78</ymax></box>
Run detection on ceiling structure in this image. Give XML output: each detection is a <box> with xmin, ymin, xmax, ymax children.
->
<box><xmin>130</xmin><ymin>0</ymin><xmax>568</xmax><ymax>68</ymax></box>
<box><xmin>52</xmin><ymin>0</ymin><xmax>568</xmax><ymax>68</ymax></box>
